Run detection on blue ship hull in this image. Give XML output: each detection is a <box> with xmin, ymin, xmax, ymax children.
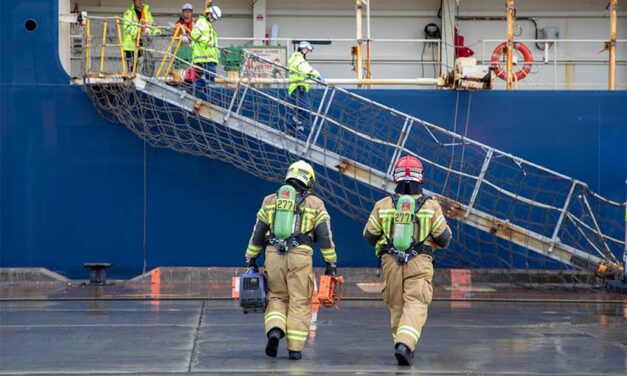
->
<box><xmin>1</xmin><ymin>1</ymin><xmax>625</xmax><ymax>277</ymax></box>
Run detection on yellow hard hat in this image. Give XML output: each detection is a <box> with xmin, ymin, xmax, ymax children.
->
<box><xmin>285</xmin><ymin>160</ymin><xmax>316</xmax><ymax>189</ymax></box>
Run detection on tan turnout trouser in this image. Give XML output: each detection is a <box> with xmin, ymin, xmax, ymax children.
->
<box><xmin>381</xmin><ymin>253</ymin><xmax>434</xmax><ymax>351</ymax></box>
<box><xmin>263</xmin><ymin>248</ymin><xmax>314</xmax><ymax>351</ymax></box>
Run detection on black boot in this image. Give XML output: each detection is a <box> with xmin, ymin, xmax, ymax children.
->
<box><xmin>394</xmin><ymin>343</ymin><xmax>413</xmax><ymax>366</ymax></box>
<box><xmin>265</xmin><ymin>328</ymin><xmax>284</xmax><ymax>357</ymax></box>
<box><xmin>288</xmin><ymin>350</ymin><xmax>302</xmax><ymax>360</ymax></box>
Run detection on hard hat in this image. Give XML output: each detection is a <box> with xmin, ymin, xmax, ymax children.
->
<box><xmin>182</xmin><ymin>3</ymin><xmax>193</xmax><ymax>10</ymax></box>
<box><xmin>285</xmin><ymin>160</ymin><xmax>316</xmax><ymax>189</ymax></box>
<box><xmin>205</xmin><ymin>5</ymin><xmax>222</xmax><ymax>20</ymax></box>
<box><xmin>297</xmin><ymin>41</ymin><xmax>314</xmax><ymax>52</ymax></box>
<box><xmin>393</xmin><ymin>156</ymin><xmax>424</xmax><ymax>183</ymax></box>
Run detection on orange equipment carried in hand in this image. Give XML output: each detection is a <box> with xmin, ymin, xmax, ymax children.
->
<box><xmin>317</xmin><ymin>275</ymin><xmax>344</xmax><ymax>308</ymax></box>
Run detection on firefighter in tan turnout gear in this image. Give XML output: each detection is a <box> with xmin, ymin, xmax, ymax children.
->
<box><xmin>244</xmin><ymin>160</ymin><xmax>338</xmax><ymax>360</ymax></box>
<box><xmin>363</xmin><ymin>155</ymin><xmax>452</xmax><ymax>366</ymax></box>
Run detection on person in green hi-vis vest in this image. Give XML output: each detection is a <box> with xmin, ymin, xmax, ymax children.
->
<box><xmin>121</xmin><ymin>0</ymin><xmax>161</xmax><ymax>73</ymax></box>
<box><xmin>287</xmin><ymin>41</ymin><xmax>326</xmax><ymax>136</ymax></box>
<box><xmin>191</xmin><ymin>5</ymin><xmax>222</xmax><ymax>82</ymax></box>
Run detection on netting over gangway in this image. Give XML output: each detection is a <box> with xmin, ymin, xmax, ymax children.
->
<box><xmin>79</xmin><ymin>16</ymin><xmax>625</xmax><ymax>281</ymax></box>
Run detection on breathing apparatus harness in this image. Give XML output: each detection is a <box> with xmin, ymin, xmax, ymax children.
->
<box><xmin>378</xmin><ymin>194</ymin><xmax>433</xmax><ymax>267</ymax></box>
<box><xmin>266</xmin><ymin>186</ymin><xmax>315</xmax><ymax>254</ymax></box>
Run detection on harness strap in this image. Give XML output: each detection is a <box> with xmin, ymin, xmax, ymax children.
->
<box><xmin>266</xmin><ymin>190</ymin><xmax>315</xmax><ymax>254</ymax></box>
<box><xmin>385</xmin><ymin>194</ymin><xmax>430</xmax><ymax>246</ymax></box>
<box><xmin>409</xmin><ymin>194</ymin><xmax>430</xmax><ymax>248</ymax></box>
<box><xmin>378</xmin><ymin>243</ymin><xmax>433</xmax><ymax>265</ymax></box>
<box><xmin>378</xmin><ymin>194</ymin><xmax>433</xmax><ymax>265</ymax></box>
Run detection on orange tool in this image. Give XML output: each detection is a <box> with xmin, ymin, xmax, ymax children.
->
<box><xmin>317</xmin><ymin>275</ymin><xmax>344</xmax><ymax>308</ymax></box>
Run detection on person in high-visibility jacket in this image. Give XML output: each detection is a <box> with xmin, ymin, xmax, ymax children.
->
<box><xmin>363</xmin><ymin>155</ymin><xmax>452</xmax><ymax>366</ymax></box>
<box><xmin>121</xmin><ymin>0</ymin><xmax>161</xmax><ymax>73</ymax></box>
<box><xmin>287</xmin><ymin>41</ymin><xmax>325</xmax><ymax>135</ymax></box>
<box><xmin>244</xmin><ymin>160</ymin><xmax>337</xmax><ymax>360</ymax></box>
<box><xmin>190</xmin><ymin>5</ymin><xmax>221</xmax><ymax>82</ymax></box>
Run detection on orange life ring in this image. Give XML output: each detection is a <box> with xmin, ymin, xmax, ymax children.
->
<box><xmin>490</xmin><ymin>42</ymin><xmax>533</xmax><ymax>81</ymax></box>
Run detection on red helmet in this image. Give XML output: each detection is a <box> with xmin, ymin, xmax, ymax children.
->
<box><xmin>393</xmin><ymin>156</ymin><xmax>424</xmax><ymax>183</ymax></box>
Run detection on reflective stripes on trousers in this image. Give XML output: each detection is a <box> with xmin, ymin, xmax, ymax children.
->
<box><xmin>396</xmin><ymin>325</ymin><xmax>421</xmax><ymax>343</ymax></box>
<box><xmin>286</xmin><ymin>329</ymin><xmax>308</xmax><ymax>342</ymax></box>
<box><xmin>264</xmin><ymin>311</ymin><xmax>287</xmax><ymax>325</ymax></box>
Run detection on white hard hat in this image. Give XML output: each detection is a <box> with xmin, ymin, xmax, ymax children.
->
<box><xmin>207</xmin><ymin>5</ymin><xmax>222</xmax><ymax>20</ymax></box>
<box><xmin>298</xmin><ymin>41</ymin><xmax>313</xmax><ymax>52</ymax></box>
<box><xmin>182</xmin><ymin>3</ymin><xmax>193</xmax><ymax>11</ymax></box>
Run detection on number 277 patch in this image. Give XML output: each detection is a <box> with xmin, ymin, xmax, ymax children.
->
<box><xmin>277</xmin><ymin>199</ymin><xmax>295</xmax><ymax>211</ymax></box>
<box><xmin>394</xmin><ymin>212</ymin><xmax>413</xmax><ymax>224</ymax></box>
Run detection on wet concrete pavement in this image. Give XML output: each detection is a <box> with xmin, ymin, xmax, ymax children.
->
<box><xmin>1</xmin><ymin>298</ymin><xmax>625</xmax><ymax>375</ymax></box>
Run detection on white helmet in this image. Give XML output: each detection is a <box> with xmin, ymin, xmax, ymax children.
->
<box><xmin>297</xmin><ymin>41</ymin><xmax>313</xmax><ymax>52</ymax></box>
<box><xmin>206</xmin><ymin>5</ymin><xmax>222</xmax><ymax>20</ymax></box>
<box><xmin>182</xmin><ymin>3</ymin><xmax>193</xmax><ymax>11</ymax></box>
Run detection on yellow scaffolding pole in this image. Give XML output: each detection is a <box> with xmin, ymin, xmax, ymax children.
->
<box><xmin>132</xmin><ymin>21</ymin><xmax>142</xmax><ymax>75</ymax></box>
<box><xmin>365</xmin><ymin>0</ymin><xmax>372</xmax><ymax>89</ymax></box>
<box><xmin>99</xmin><ymin>21</ymin><xmax>108</xmax><ymax>73</ymax></box>
<box><xmin>506</xmin><ymin>0</ymin><xmax>515</xmax><ymax>90</ymax></box>
<box><xmin>85</xmin><ymin>17</ymin><xmax>91</xmax><ymax>74</ymax></box>
<box><xmin>164</xmin><ymin>35</ymin><xmax>184</xmax><ymax>78</ymax></box>
<box><xmin>355</xmin><ymin>0</ymin><xmax>363</xmax><ymax>87</ymax></box>
<box><xmin>156</xmin><ymin>25</ymin><xmax>181</xmax><ymax>77</ymax></box>
<box><xmin>116</xmin><ymin>17</ymin><xmax>127</xmax><ymax>76</ymax></box>
<box><xmin>608</xmin><ymin>0</ymin><xmax>618</xmax><ymax>90</ymax></box>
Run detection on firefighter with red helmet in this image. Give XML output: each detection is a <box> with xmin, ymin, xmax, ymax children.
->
<box><xmin>363</xmin><ymin>155</ymin><xmax>452</xmax><ymax>366</ymax></box>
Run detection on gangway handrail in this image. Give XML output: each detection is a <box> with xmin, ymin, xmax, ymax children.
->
<box><xmin>243</xmin><ymin>49</ymin><xmax>626</xmax><ymax>209</ymax></box>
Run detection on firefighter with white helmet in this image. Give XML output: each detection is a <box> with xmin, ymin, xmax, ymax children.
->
<box><xmin>286</xmin><ymin>41</ymin><xmax>325</xmax><ymax>136</ymax></box>
<box><xmin>363</xmin><ymin>155</ymin><xmax>452</xmax><ymax>366</ymax></box>
<box><xmin>244</xmin><ymin>160</ymin><xmax>337</xmax><ymax>360</ymax></box>
<box><xmin>191</xmin><ymin>4</ymin><xmax>222</xmax><ymax>82</ymax></box>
